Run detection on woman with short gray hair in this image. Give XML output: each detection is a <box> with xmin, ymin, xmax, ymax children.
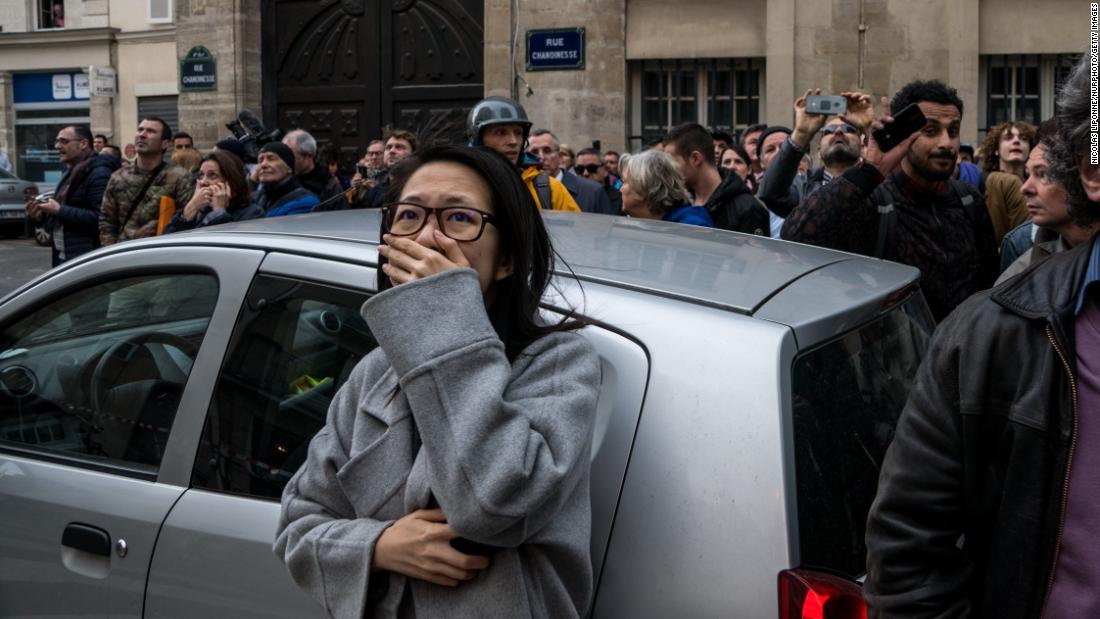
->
<box><xmin>619</xmin><ymin>150</ymin><xmax>714</xmax><ymax>227</ymax></box>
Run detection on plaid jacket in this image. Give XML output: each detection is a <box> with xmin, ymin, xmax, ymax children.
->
<box><xmin>99</xmin><ymin>161</ymin><xmax>193</xmax><ymax>245</ymax></box>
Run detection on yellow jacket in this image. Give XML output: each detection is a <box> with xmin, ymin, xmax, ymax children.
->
<box><xmin>521</xmin><ymin>167</ymin><xmax>580</xmax><ymax>212</ymax></box>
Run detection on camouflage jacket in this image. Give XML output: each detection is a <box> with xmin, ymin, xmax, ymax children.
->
<box><xmin>99</xmin><ymin>161</ymin><xmax>194</xmax><ymax>245</ymax></box>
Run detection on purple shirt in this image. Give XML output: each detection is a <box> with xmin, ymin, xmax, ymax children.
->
<box><xmin>1046</xmin><ymin>296</ymin><xmax>1100</xmax><ymax>617</ymax></box>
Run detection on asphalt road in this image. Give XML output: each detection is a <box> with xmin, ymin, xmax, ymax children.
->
<box><xmin>0</xmin><ymin>237</ymin><xmax>52</xmax><ymax>298</ymax></box>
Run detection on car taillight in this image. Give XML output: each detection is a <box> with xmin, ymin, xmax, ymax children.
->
<box><xmin>778</xmin><ymin>568</ymin><xmax>867</xmax><ymax>619</ymax></box>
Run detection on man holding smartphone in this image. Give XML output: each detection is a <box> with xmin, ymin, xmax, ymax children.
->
<box><xmin>780</xmin><ymin>80</ymin><xmax>998</xmax><ymax>322</ymax></box>
<box><xmin>757</xmin><ymin>90</ymin><xmax>869</xmax><ymax>222</ymax></box>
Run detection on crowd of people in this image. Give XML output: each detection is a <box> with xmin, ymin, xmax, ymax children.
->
<box><xmin>29</xmin><ymin>79</ymin><xmax>1072</xmax><ymax>323</ymax></box>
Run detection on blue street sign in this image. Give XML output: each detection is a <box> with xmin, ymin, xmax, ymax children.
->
<box><xmin>180</xmin><ymin>46</ymin><xmax>217</xmax><ymax>92</ymax></box>
<box><xmin>526</xmin><ymin>28</ymin><xmax>585</xmax><ymax>71</ymax></box>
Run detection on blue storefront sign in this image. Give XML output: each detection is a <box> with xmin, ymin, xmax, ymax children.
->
<box><xmin>526</xmin><ymin>28</ymin><xmax>585</xmax><ymax>71</ymax></box>
<box><xmin>13</xmin><ymin>72</ymin><xmax>90</xmax><ymax>103</ymax></box>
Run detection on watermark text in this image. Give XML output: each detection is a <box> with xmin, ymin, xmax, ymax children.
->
<box><xmin>1091</xmin><ymin>3</ymin><xmax>1098</xmax><ymax>164</ymax></box>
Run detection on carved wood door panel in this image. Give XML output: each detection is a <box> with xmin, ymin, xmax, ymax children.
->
<box><xmin>262</xmin><ymin>0</ymin><xmax>483</xmax><ymax>167</ymax></box>
<box><xmin>381</xmin><ymin>0</ymin><xmax>484</xmax><ymax>144</ymax></box>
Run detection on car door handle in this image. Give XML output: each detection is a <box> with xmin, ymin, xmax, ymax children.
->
<box><xmin>62</xmin><ymin>523</ymin><xmax>111</xmax><ymax>557</ymax></box>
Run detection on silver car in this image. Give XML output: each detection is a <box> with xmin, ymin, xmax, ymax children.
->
<box><xmin>0</xmin><ymin>169</ymin><xmax>38</xmax><ymax>240</ymax></box>
<box><xmin>0</xmin><ymin>211</ymin><xmax>933</xmax><ymax>617</ymax></box>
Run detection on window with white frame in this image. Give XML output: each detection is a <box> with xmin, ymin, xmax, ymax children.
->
<box><xmin>36</xmin><ymin>0</ymin><xmax>64</xmax><ymax>29</ymax></box>
<box><xmin>633</xmin><ymin>59</ymin><xmax>764</xmax><ymax>150</ymax></box>
<box><xmin>148</xmin><ymin>0</ymin><xmax>173</xmax><ymax>23</ymax></box>
<box><xmin>980</xmin><ymin>54</ymin><xmax>1079</xmax><ymax>135</ymax></box>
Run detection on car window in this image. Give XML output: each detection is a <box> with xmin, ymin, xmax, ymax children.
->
<box><xmin>789</xmin><ymin>294</ymin><xmax>934</xmax><ymax>577</ymax></box>
<box><xmin>191</xmin><ymin>275</ymin><xmax>376</xmax><ymax>500</ymax></box>
<box><xmin>0</xmin><ymin>273</ymin><xmax>219</xmax><ymax>473</ymax></box>
<box><xmin>0</xmin><ymin>168</ymin><xmax>15</xmax><ymax>180</ymax></box>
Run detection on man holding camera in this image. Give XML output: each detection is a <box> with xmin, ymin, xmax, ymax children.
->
<box><xmin>27</xmin><ymin>124</ymin><xmax>119</xmax><ymax>265</ymax></box>
<box><xmin>757</xmin><ymin>90</ymin><xmax>869</xmax><ymax>224</ymax></box>
<box><xmin>780</xmin><ymin>80</ymin><xmax>998</xmax><ymax>322</ymax></box>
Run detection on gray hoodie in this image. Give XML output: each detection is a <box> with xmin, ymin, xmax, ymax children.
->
<box><xmin>274</xmin><ymin>268</ymin><xmax>601</xmax><ymax>618</ymax></box>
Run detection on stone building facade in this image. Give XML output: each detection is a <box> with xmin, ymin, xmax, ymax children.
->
<box><xmin>489</xmin><ymin>0</ymin><xmax>1089</xmax><ymax>153</ymax></box>
<box><xmin>0</xmin><ymin>0</ymin><xmax>1089</xmax><ymax>186</ymax></box>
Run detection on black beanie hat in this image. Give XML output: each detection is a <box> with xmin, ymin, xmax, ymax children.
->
<box><xmin>259</xmin><ymin>141</ymin><xmax>295</xmax><ymax>172</ymax></box>
<box><xmin>214</xmin><ymin>138</ymin><xmax>248</xmax><ymax>163</ymax></box>
<box><xmin>756</xmin><ymin>126</ymin><xmax>792</xmax><ymax>159</ymax></box>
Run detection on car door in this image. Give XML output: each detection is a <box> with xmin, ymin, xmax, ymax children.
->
<box><xmin>144</xmin><ymin>255</ymin><xmax>650</xmax><ymax>617</ymax></box>
<box><xmin>0</xmin><ymin>246</ymin><xmax>263</xmax><ymax>618</ymax></box>
<box><xmin>144</xmin><ymin>255</ymin><xmax>379</xmax><ymax>618</ymax></box>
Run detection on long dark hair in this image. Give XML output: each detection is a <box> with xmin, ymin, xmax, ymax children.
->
<box><xmin>201</xmin><ymin>151</ymin><xmax>250</xmax><ymax>209</ymax></box>
<box><xmin>377</xmin><ymin>145</ymin><xmax>585</xmax><ymax>360</ymax></box>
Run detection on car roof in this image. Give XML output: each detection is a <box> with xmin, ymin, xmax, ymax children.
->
<box><xmin>180</xmin><ymin>210</ymin><xmax>917</xmax><ymax>315</ymax></box>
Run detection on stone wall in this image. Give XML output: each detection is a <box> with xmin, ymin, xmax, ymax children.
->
<box><xmin>174</xmin><ymin>0</ymin><xmax>262</xmax><ymax>150</ymax></box>
<box><xmin>0</xmin><ymin>73</ymin><xmax>14</xmax><ymax>162</ymax></box>
<box><xmin>0</xmin><ymin>1</ymin><xmax>30</xmax><ymax>33</ymax></box>
<box><xmin>487</xmin><ymin>0</ymin><xmax>1089</xmax><ymax>150</ymax></box>
<box><xmin>484</xmin><ymin>0</ymin><xmax>627</xmax><ymax>153</ymax></box>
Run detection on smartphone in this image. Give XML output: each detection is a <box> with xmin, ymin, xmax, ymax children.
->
<box><xmin>872</xmin><ymin>103</ymin><xmax>928</xmax><ymax>152</ymax></box>
<box><xmin>805</xmin><ymin>95</ymin><xmax>848</xmax><ymax>115</ymax></box>
<box><xmin>356</xmin><ymin>163</ymin><xmax>367</xmax><ymax>176</ymax></box>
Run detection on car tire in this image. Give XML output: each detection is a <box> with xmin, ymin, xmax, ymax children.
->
<box><xmin>32</xmin><ymin>223</ymin><xmax>51</xmax><ymax>246</ymax></box>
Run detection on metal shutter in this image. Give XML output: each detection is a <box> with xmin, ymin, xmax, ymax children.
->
<box><xmin>137</xmin><ymin>96</ymin><xmax>180</xmax><ymax>137</ymax></box>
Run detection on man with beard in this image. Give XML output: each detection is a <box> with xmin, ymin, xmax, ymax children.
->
<box><xmin>864</xmin><ymin>54</ymin><xmax>1100</xmax><ymax>617</ymax></box>
<box><xmin>781</xmin><ymin>80</ymin><xmax>998</xmax><ymax>321</ymax></box>
<box><xmin>757</xmin><ymin>89</ymin><xmax>870</xmax><ymax>233</ymax></box>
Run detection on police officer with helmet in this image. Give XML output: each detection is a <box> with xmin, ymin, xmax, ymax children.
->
<box><xmin>467</xmin><ymin>97</ymin><xmax>580</xmax><ymax>212</ymax></box>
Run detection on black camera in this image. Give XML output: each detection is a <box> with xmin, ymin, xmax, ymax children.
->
<box><xmin>225</xmin><ymin>109</ymin><xmax>283</xmax><ymax>164</ymax></box>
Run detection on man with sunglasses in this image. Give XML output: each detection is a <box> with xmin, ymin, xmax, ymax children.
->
<box><xmin>574</xmin><ymin>148</ymin><xmax>622</xmax><ymax>216</ymax></box>
<box><xmin>757</xmin><ymin>90</ymin><xmax>869</xmax><ymax>230</ymax></box>
<box><xmin>781</xmin><ymin>80</ymin><xmax>998</xmax><ymax>322</ymax></box>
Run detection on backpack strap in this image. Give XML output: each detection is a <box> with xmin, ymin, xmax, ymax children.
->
<box><xmin>872</xmin><ymin>182</ymin><xmax>899</xmax><ymax>259</ymax></box>
<box><xmin>946</xmin><ymin>178</ymin><xmax>981</xmax><ymax>218</ymax></box>
<box><xmin>534</xmin><ymin>173</ymin><xmax>552</xmax><ymax>210</ymax></box>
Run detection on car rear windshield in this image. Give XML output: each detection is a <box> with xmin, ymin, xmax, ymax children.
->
<box><xmin>790</xmin><ymin>293</ymin><xmax>935</xmax><ymax>577</ymax></box>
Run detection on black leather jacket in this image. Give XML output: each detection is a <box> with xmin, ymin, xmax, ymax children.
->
<box><xmin>702</xmin><ymin>168</ymin><xmax>769</xmax><ymax>235</ymax></box>
<box><xmin>864</xmin><ymin>235</ymin><xmax>1097</xmax><ymax>617</ymax></box>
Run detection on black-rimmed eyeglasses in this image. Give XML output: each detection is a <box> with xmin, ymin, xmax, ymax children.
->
<box><xmin>381</xmin><ymin>203</ymin><xmax>496</xmax><ymax>242</ymax></box>
<box><xmin>819</xmin><ymin>124</ymin><xmax>860</xmax><ymax>136</ymax></box>
<box><xmin>574</xmin><ymin>163</ymin><xmax>601</xmax><ymax>175</ymax></box>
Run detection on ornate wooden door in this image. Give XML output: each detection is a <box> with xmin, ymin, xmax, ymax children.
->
<box><xmin>262</xmin><ymin>0</ymin><xmax>483</xmax><ymax>170</ymax></box>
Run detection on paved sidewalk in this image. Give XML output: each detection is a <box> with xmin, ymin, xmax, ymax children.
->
<box><xmin>0</xmin><ymin>238</ymin><xmax>51</xmax><ymax>298</ymax></box>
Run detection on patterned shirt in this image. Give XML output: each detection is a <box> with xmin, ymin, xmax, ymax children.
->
<box><xmin>99</xmin><ymin>160</ymin><xmax>193</xmax><ymax>245</ymax></box>
<box><xmin>781</xmin><ymin>162</ymin><xmax>999</xmax><ymax>322</ymax></box>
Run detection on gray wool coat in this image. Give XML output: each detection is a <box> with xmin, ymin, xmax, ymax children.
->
<box><xmin>274</xmin><ymin>268</ymin><xmax>601</xmax><ymax>619</ymax></box>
